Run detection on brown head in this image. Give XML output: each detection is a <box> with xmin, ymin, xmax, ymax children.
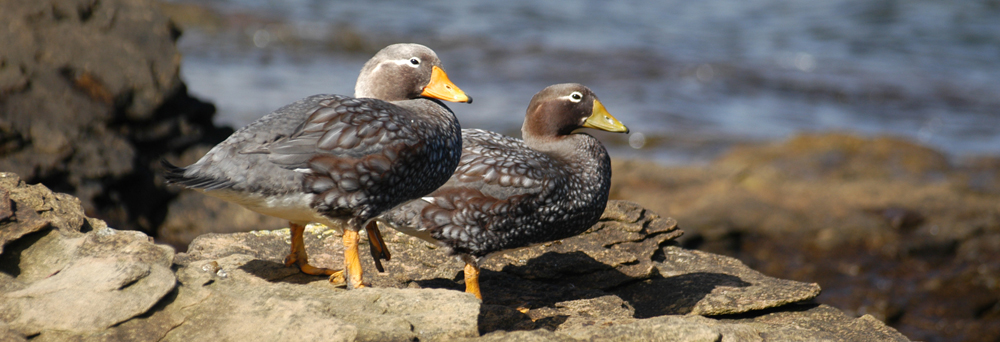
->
<box><xmin>521</xmin><ymin>83</ymin><xmax>628</xmax><ymax>145</ymax></box>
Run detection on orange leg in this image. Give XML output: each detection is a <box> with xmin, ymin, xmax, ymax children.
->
<box><xmin>284</xmin><ymin>222</ymin><xmax>342</xmax><ymax>282</ymax></box>
<box><xmin>343</xmin><ymin>229</ymin><xmax>366</xmax><ymax>289</ymax></box>
<box><xmin>464</xmin><ymin>259</ymin><xmax>482</xmax><ymax>300</ymax></box>
<box><xmin>365</xmin><ymin>221</ymin><xmax>391</xmax><ymax>272</ymax></box>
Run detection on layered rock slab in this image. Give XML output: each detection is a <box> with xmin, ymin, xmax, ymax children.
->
<box><xmin>0</xmin><ymin>175</ymin><xmax>908</xmax><ymax>341</ymax></box>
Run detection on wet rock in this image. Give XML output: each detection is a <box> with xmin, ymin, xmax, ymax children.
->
<box><xmin>0</xmin><ymin>0</ymin><xmax>226</xmax><ymax>235</ymax></box>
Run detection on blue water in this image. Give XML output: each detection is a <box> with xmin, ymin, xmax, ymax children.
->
<box><xmin>171</xmin><ymin>0</ymin><xmax>1000</xmax><ymax>164</ymax></box>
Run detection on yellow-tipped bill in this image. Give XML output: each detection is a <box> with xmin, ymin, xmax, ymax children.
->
<box><xmin>421</xmin><ymin>66</ymin><xmax>472</xmax><ymax>103</ymax></box>
<box><xmin>582</xmin><ymin>99</ymin><xmax>629</xmax><ymax>133</ymax></box>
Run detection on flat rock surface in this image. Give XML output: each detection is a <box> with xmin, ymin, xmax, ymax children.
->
<box><xmin>0</xmin><ymin>174</ymin><xmax>909</xmax><ymax>341</ymax></box>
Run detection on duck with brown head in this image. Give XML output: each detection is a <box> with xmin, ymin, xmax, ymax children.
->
<box><xmin>163</xmin><ymin>43</ymin><xmax>472</xmax><ymax>289</ymax></box>
<box><xmin>376</xmin><ymin>83</ymin><xmax>628</xmax><ymax>299</ymax></box>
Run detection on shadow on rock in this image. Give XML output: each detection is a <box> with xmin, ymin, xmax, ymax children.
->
<box><xmin>614</xmin><ymin>271</ymin><xmax>751</xmax><ymax>318</ymax></box>
<box><xmin>480</xmin><ymin>251</ymin><xmax>638</xmax><ymax>334</ymax></box>
<box><xmin>0</xmin><ymin>228</ymin><xmax>52</xmax><ymax>278</ymax></box>
<box><xmin>237</xmin><ymin>259</ymin><xmax>333</xmax><ymax>285</ymax></box>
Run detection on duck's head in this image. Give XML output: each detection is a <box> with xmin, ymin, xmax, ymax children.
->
<box><xmin>522</xmin><ymin>83</ymin><xmax>629</xmax><ymax>144</ymax></box>
<box><xmin>355</xmin><ymin>43</ymin><xmax>472</xmax><ymax>103</ymax></box>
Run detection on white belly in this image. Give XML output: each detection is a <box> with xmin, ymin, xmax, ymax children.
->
<box><xmin>201</xmin><ymin>188</ymin><xmax>341</xmax><ymax>227</ymax></box>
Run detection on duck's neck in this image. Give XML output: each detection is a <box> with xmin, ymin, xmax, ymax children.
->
<box><xmin>355</xmin><ymin>82</ymin><xmax>410</xmax><ymax>102</ymax></box>
<box><xmin>525</xmin><ymin>134</ymin><xmax>608</xmax><ymax>176</ymax></box>
<box><xmin>526</xmin><ymin>133</ymin><xmax>613</xmax><ymax>225</ymax></box>
<box><xmin>354</xmin><ymin>67</ymin><xmax>419</xmax><ymax>101</ymax></box>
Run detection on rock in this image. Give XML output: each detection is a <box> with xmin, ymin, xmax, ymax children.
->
<box><xmin>0</xmin><ymin>171</ymin><xmax>909</xmax><ymax>341</ymax></box>
<box><xmin>617</xmin><ymin>246</ymin><xmax>820</xmax><ymax>317</ymax></box>
<box><xmin>163</xmin><ymin>248</ymin><xmax>481</xmax><ymax>341</ymax></box>
<box><xmin>0</xmin><ymin>323</ymin><xmax>28</xmax><ymax>342</ymax></box>
<box><xmin>470</xmin><ymin>305</ymin><xmax>910</xmax><ymax>342</ymax></box>
<box><xmin>0</xmin><ymin>173</ymin><xmax>94</xmax><ymax>236</ymax></box>
<box><xmin>0</xmin><ymin>173</ymin><xmax>103</xmax><ymax>257</ymax></box>
<box><xmin>477</xmin><ymin>200</ymin><xmax>684</xmax><ymax>291</ymax></box>
<box><xmin>0</xmin><ymin>0</ymin><xmax>226</xmax><ymax>235</ymax></box>
<box><xmin>161</xmin><ymin>265</ymin><xmax>479</xmax><ymax>341</ymax></box>
<box><xmin>610</xmin><ymin>132</ymin><xmax>1000</xmax><ymax>341</ymax></box>
<box><xmin>172</xmin><ymin>200</ymin><xmax>838</xmax><ymax>339</ymax></box>
<box><xmin>471</xmin><ymin>315</ymin><xmax>722</xmax><ymax>342</ymax></box>
<box><xmin>705</xmin><ymin>304</ymin><xmax>912</xmax><ymax>342</ymax></box>
<box><xmin>460</xmin><ymin>329</ymin><xmax>580</xmax><ymax>342</ymax></box>
<box><xmin>0</xmin><ymin>180</ymin><xmax>49</xmax><ymax>256</ymax></box>
<box><xmin>0</xmin><ymin>173</ymin><xmax>175</xmax><ymax>336</ymax></box>
<box><xmin>714</xmin><ymin>132</ymin><xmax>951</xmax><ymax>181</ymax></box>
<box><xmin>581</xmin><ymin>315</ymin><xmax>721</xmax><ymax>342</ymax></box>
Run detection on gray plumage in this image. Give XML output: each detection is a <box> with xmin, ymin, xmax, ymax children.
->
<box><xmin>163</xmin><ymin>43</ymin><xmax>466</xmax><ymax>232</ymax></box>
<box><xmin>378</xmin><ymin>83</ymin><xmax>629</xmax><ymax>258</ymax></box>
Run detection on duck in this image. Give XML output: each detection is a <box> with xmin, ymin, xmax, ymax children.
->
<box><xmin>163</xmin><ymin>43</ymin><xmax>472</xmax><ymax>289</ymax></box>
<box><xmin>375</xmin><ymin>83</ymin><xmax>628</xmax><ymax>299</ymax></box>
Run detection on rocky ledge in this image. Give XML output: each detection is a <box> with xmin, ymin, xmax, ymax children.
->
<box><xmin>0</xmin><ymin>172</ymin><xmax>908</xmax><ymax>341</ymax></box>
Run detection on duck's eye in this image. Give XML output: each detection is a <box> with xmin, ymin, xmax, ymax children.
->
<box><xmin>409</xmin><ymin>58</ymin><xmax>421</xmax><ymax>66</ymax></box>
<box><xmin>569</xmin><ymin>92</ymin><xmax>583</xmax><ymax>103</ymax></box>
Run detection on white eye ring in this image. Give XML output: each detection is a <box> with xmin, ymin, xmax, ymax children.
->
<box><xmin>568</xmin><ymin>91</ymin><xmax>583</xmax><ymax>103</ymax></box>
<box><xmin>409</xmin><ymin>57</ymin><xmax>421</xmax><ymax>67</ymax></box>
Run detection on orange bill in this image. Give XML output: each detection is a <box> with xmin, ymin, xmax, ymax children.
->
<box><xmin>421</xmin><ymin>66</ymin><xmax>472</xmax><ymax>103</ymax></box>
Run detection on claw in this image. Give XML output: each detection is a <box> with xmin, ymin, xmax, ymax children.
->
<box><xmin>286</xmin><ymin>222</ymin><xmax>340</xmax><ymax>276</ymax></box>
<box><xmin>329</xmin><ymin>271</ymin><xmax>346</xmax><ymax>286</ymax></box>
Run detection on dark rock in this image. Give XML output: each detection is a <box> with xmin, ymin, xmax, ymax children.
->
<box><xmin>0</xmin><ymin>0</ymin><xmax>226</xmax><ymax>235</ymax></box>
